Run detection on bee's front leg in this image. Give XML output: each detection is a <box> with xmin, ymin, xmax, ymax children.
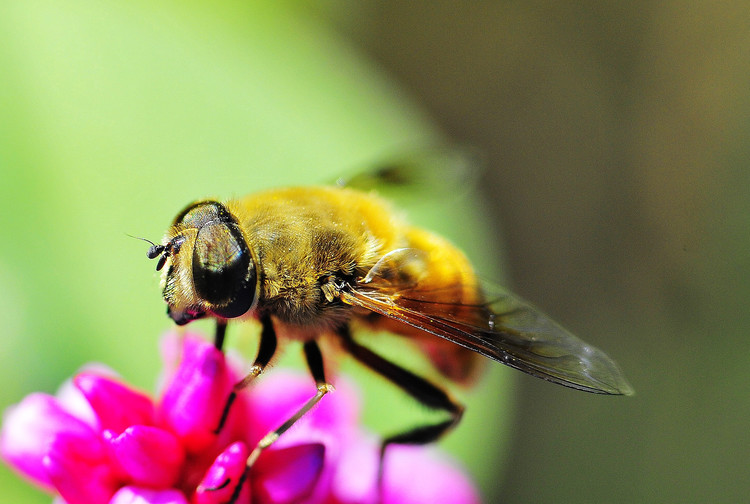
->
<box><xmin>214</xmin><ymin>315</ymin><xmax>278</xmax><ymax>434</ymax></box>
<box><xmin>245</xmin><ymin>338</ymin><xmax>334</xmax><ymax>467</ymax></box>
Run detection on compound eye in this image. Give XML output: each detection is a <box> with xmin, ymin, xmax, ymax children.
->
<box><xmin>192</xmin><ymin>221</ymin><xmax>256</xmax><ymax>318</ymax></box>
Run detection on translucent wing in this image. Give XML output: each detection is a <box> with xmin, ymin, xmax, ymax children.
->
<box><xmin>339</xmin><ymin>258</ymin><xmax>634</xmax><ymax>395</ymax></box>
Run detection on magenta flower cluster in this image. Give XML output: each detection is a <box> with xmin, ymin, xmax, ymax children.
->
<box><xmin>1</xmin><ymin>333</ymin><xmax>480</xmax><ymax>504</ymax></box>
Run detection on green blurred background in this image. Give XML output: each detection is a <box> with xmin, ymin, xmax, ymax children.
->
<box><xmin>1</xmin><ymin>1</ymin><xmax>748</xmax><ymax>503</ymax></box>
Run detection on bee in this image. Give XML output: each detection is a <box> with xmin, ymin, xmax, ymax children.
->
<box><xmin>148</xmin><ymin>184</ymin><xmax>633</xmax><ymax>471</ymax></box>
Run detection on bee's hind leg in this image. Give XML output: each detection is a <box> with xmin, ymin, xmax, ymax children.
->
<box><xmin>338</xmin><ymin>326</ymin><xmax>465</xmax><ymax>487</ymax></box>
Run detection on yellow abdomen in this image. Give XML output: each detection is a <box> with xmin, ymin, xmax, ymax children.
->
<box><xmin>364</xmin><ymin>222</ymin><xmax>485</xmax><ymax>385</ymax></box>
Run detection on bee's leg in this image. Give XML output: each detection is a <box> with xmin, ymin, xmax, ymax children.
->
<box><xmin>214</xmin><ymin>320</ymin><xmax>228</xmax><ymax>350</ymax></box>
<box><xmin>339</xmin><ymin>327</ymin><xmax>464</xmax><ymax>482</ymax></box>
<box><xmin>214</xmin><ymin>315</ymin><xmax>278</xmax><ymax>434</ymax></box>
<box><xmin>245</xmin><ymin>339</ymin><xmax>334</xmax><ymax>467</ymax></box>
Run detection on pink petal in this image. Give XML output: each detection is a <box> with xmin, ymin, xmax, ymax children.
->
<box><xmin>157</xmin><ymin>333</ymin><xmax>194</xmax><ymax>394</ymax></box>
<box><xmin>252</xmin><ymin>443</ymin><xmax>325</xmax><ymax>504</ymax></box>
<box><xmin>110</xmin><ymin>486</ymin><xmax>189</xmax><ymax>504</ymax></box>
<box><xmin>106</xmin><ymin>425</ymin><xmax>185</xmax><ymax>488</ymax></box>
<box><xmin>44</xmin><ymin>430</ymin><xmax>118</xmax><ymax>504</ymax></box>
<box><xmin>330</xmin><ymin>436</ymin><xmax>481</xmax><ymax>504</ymax></box>
<box><xmin>194</xmin><ymin>442</ymin><xmax>251</xmax><ymax>504</ymax></box>
<box><xmin>56</xmin><ymin>373</ymin><xmax>101</xmax><ymax>429</ymax></box>
<box><xmin>381</xmin><ymin>445</ymin><xmax>481</xmax><ymax>504</ymax></box>
<box><xmin>158</xmin><ymin>338</ymin><xmax>234</xmax><ymax>453</ymax></box>
<box><xmin>0</xmin><ymin>393</ymin><xmax>97</xmax><ymax>489</ymax></box>
<box><xmin>244</xmin><ymin>372</ymin><xmax>360</xmax><ymax>445</ymax></box>
<box><xmin>75</xmin><ymin>373</ymin><xmax>156</xmax><ymax>434</ymax></box>
<box><xmin>328</xmin><ymin>434</ymin><xmax>379</xmax><ymax>504</ymax></box>
<box><xmin>157</xmin><ymin>334</ymin><xmax>229</xmax><ymax>396</ymax></box>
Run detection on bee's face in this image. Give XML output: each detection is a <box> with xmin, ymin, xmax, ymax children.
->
<box><xmin>151</xmin><ymin>201</ymin><xmax>258</xmax><ymax>325</ymax></box>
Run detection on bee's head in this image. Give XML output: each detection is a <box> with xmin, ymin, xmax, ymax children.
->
<box><xmin>149</xmin><ymin>200</ymin><xmax>259</xmax><ymax>325</ymax></box>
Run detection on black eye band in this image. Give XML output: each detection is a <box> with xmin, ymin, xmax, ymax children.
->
<box><xmin>187</xmin><ymin>203</ymin><xmax>257</xmax><ymax>318</ymax></box>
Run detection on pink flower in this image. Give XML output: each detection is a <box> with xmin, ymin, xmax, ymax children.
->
<box><xmin>1</xmin><ymin>333</ymin><xmax>480</xmax><ymax>504</ymax></box>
